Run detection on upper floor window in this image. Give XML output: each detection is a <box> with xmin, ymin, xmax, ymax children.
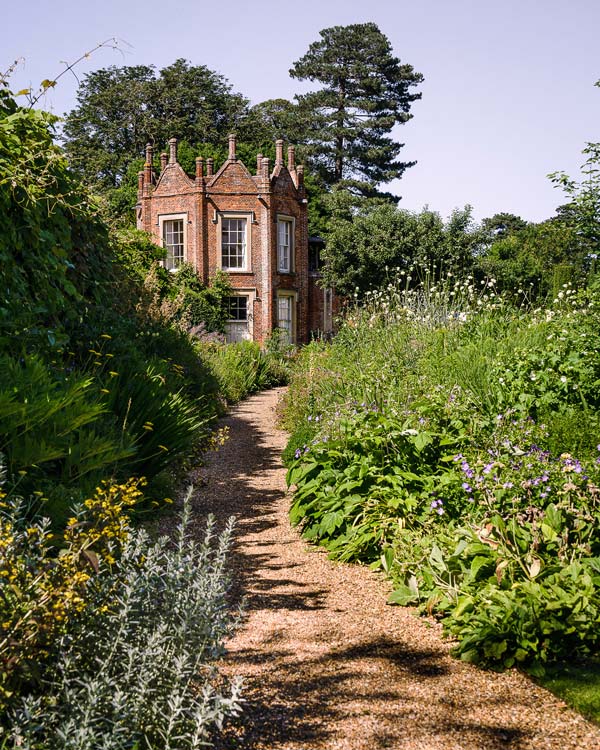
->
<box><xmin>277</xmin><ymin>217</ymin><xmax>294</xmax><ymax>273</ymax></box>
<box><xmin>221</xmin><ymin>217</ymin><xmax>248</xmax><ymax>271</ymax></box>
<box><xmin>160</xmin><ymin>214</ymin><xmax>187</xmax><ymax>271</ymax></box>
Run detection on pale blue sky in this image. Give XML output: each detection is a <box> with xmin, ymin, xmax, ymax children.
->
<box><xmin>4</xmin><ymin>0</ymin><xmax>600</xmax><ymax>223</ymax></box>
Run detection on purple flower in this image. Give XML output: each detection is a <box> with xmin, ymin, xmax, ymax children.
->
<box><xmin>483</xmin><ymin>462</ymin><xmax>494</xmax><ymax>475</ymax></box>
<box><xmin>437</xmin><ymin>507</ymin><xmax>445</xmax><ymax>515</ymax></box>
<box><xmin>502</xmin><ymin>481</ymin><xmax>514</xmax><ymax>489</ymax></box>
<box><xmin>462</xmin><ymin>482</ymin><xmax>472</xmax><ymax>493</ymax></box>
<box><xmin>294</xmin><ymin>449</ymin><xmax>301</xmax><ymax>459</ymax></box>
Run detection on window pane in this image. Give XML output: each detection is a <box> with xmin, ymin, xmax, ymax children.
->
<box><xmin>277</xmin><ymin>295</ymin><xmax>293</xmax><ymax>342</ymax></box>
<box><xmin>222</xmin><ymin>218</ymin><xmax>246</xmax><ymax>269</ymax></box>
<box><xmin>227</xmin><ymin>296</ymin><xmax>248</xmax><ymax>321</ymax></box>
<box><xmin>163</xmin><ymin>219</ymin><xmax>184</xmax><ymax>270</ymax></box>
<box><xmin>277</xmin><ymin>219</ymin><xmax>291</xmax><ymax>272</ymax></box>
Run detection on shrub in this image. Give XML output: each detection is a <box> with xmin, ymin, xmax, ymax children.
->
<box><xmin>201</xmin><ymin>340</ymin><xmax>288</xmax><ymax>403</ymax></box>
<box><xmin>283</xmin><ymin>270</ymin><xmax>600</xmax><ymax>673</ymax></box>
<box><xmin>2</xmin><ymin>483</ymin><xmax>242</xmax><ymax>749</ymax></box>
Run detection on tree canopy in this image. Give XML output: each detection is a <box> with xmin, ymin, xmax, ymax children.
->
<box><xmin>290</xmin><ymin>23</ymin><xmax>423</xmax><ymax>197</ymax></box>
<box><xmin>62</xmin><ymin>59</ymin><xmax>249</xmax><ymax>189</ymax></box>
<box><xmin>320</xmin><ymin>191</ymin><xmax>480</xmax><ymax>296</ymax></box>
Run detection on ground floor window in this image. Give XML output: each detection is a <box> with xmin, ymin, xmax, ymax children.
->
<box><xmin>224</xmin><ymin>293</ymin><xmax>254</xmax><ymax>342</ymax></box>
<box><xmin>277</xmin><ymin>293</ymin><xmax>296</xmax><ymax>343</ymax></box>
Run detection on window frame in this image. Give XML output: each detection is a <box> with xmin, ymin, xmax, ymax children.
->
<box><xmin>277</xmin><ymin>215</ymin><xmax>295</xmax><ymax>274</ymax></box>
<box><xmin>159</xmin><ymin>213</ymin><xmax>188</xmax><ymax>272</ymax></box>
<box><xmin>276</xmin><ymin>290</ymin><xmax>297</xmax><ymax>343</ymax></box>
<box><xmin>224</xmin><ymin>289</ymin><xmax>256</xmax><ymax>342</ymax></box>
<box><xmin>218</xmin><ymin>212</ymin><xmax>252</xmax><ymax>273</ymax></box>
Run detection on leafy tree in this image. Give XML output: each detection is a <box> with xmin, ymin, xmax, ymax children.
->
<box><xmin>239</xmin><ymin>98</ymin><xmax>305</xmax><ymax>146</ymax></box>
<box><xmin>481</xmin><ymin>212</ymin><xmax>528</xmax><ymax>239</ymax></box>
<box><xmin>476</xmin><ymin>220</ymin><xmax>582</xmax><ymax>298</ymax></box>
<box><xmin>320</xmin><ymin>192</ymin><xmax>480</xmax><ymax>295</ymax></box>
<box><xmin>62</xmin><ymin>60</ymin><xmax>249</xmax><ymax>190</ymax></box>
<box><xmin>289</xmin><ymin>23</ymin><xmax>423</xmax><ymax>197</ymax></box>
<box><xmin>549</xmin><ymin>141</ymin><xmax>600</xmax><ymax>255</ymax></box>
<box><xmin>547</xmin><ymin>80</ymin><xmax>600</xmax><ymax>272</ymax></box>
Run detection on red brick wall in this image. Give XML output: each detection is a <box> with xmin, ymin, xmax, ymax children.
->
<box><xmin>137</xmin><ymin>139</ymin><xmax>326</xmax><ymax>345</ymax></box>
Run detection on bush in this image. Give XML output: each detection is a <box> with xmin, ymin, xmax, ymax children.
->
<box><xmin>282</xmin><ymin>271</ymin><xmax>600</xmax><ymax>673</ymax></box>
<box><xmin>2</xmin><ymin>481</ymin><xmax>242</xmax><ymax>749</ymax></box>
<box><xmin>201</xmin><ymin>340</ymin><xmax>289</xmax><ymax>403</ymax></box>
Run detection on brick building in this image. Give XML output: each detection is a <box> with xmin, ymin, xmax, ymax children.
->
<box><xmin>136</xmin><ymin>135</ymin><xmax>334</xmax><ymax>344</ymax></box>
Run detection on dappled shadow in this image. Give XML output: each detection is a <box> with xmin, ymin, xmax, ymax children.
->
<box><xmin>213</xmin><ymin>633</ymin><xmax>531</xmax><ymax>750</ymax></box>
<box><xmin>193</xmin><ymin>391</ymin><xmax>540</xmax><ymax>750</ymax></box>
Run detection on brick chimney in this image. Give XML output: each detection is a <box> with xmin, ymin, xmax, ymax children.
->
<box><xmin>144</xmin><ymin>143</ymin><xmax>153</xmax><ymax>184</ymax></box>
<box><xmin>261</xmin><ymin>156</ymin><xmax>270</xmax><ymax>180</ymax></box>
<box><xmin>275</xmin><ymin>139</ymin><xmax>284</xmax><ymax>165</ymax></box>
<box><xmin>160</xmin><ymin>152</ymin><xmax>167</xmax><ymax>171</ymax></box>
<box><xmin>228</xmin><ymin>134</ymin><xmax>237</xmax><ymax>161</ymax></box>
<box><xmin>287</xmin><ymin>145</ymin><xmax>296</xmax><ymax>172</ymax></box>
<box><xmin>168</xmin><ymin>137</ymin><xmax>178</xmax><ymax>165</ymax></box>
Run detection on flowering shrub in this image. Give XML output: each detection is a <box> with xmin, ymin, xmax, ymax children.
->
<box><xmin>0</xmin><ymin>474</ymin><xmax>143</xmax><ymax>710</ymax></box>
<box><xmin>283</xmin><ymin>271</ymin><xmax>600</xmax><ymax>673</ymax></box>
<box><xmin>2</xmin><ymin>481</ymin><xmax>241</xmax><ymax>748</ymax></box>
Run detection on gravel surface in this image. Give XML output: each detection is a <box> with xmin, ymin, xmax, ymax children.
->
<box><xmin>185</xmin><ymin>387</ymin><xmax>600</xmax><ymax>750</ymax></box>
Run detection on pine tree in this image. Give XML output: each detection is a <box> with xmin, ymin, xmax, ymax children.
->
<box><xmin>290</xmin><ymin>23</ymin><xmax>423</xmax><ymax>198</ymax></box>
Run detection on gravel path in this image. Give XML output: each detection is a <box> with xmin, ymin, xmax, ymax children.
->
<box><xmin>188</xmin><ymin>387</ymin><xmax>600</xmax><ymax>750</ymax></box>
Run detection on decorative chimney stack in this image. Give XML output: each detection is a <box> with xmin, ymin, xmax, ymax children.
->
<box><xmin>297</xmin><ymin>164</ymin><xmax>305</xmax><ymax>190</ymax></box>
<box><xmin>195</xmin><ymin>156</ymin><xmax>204</xmax><ymax>181</ymax></box>
<box><xmin>206</xmin><ymin>158</ymin><xmax>214</xmax><ymax>177</ymax></box>
<box><xmin>287</xmin><ymin>145</ymin><xmax>296</xmax><ymax>172</ymax></box>
<box><xmin>275</xmin><ymin>139</ymin><xmax>284</xmax><ymax>165</ymax></box>
<box><xmin>168</xmin><ymin>137</ymin><xmax>178</xmax><ymax>165</ymax></box>
<box><xmin>144</xmin><ymin>143</ymin><xmax>153</xmax><ymax>184</ymax></box>
<box><xmin>228</xmin><ymin>134</ymin><xmax>237</xmax><ymax>160</ymax></box>
<box><xmin>160</xmin><ymin>152</ymin><xmax>167</xmax><ymax>172</ymax></box>
<box><xmin>261</xmin><ymin>156</ymin><xmax>270</xmax><ymax>180</ymax></box>
<box><xmin>256</xmin><ymin>153</ymin><xmax>263</xmax><ymax>175</ymax></box>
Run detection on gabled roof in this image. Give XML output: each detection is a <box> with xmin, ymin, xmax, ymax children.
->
<box><xmin>207</xmin><ymin>159</ymin><xmax>258</xmax><ymax>193</ymax></box>
<box><xmin>153</xmin><ymin>162</ymin><xmax>195</xmax><ymax>194</ymax></box>
<box><xmin>271</xmin><ymin>164</ymin><xmax>299</xmax><ymax>195</ymax></box>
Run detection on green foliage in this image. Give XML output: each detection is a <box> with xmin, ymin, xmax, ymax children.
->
<box><xmin>287</xmin><ymin>408</ymin><xmax>465</xmax><ymax>562</ymax></box>
<box><xmin>0</xmin><ymin>476</ymin><xmax>143</xmax><ymax>709</ymax></box>
<box><xmin>201</xmin><ymin>340</ymin><xmax>289</xmax><ymax>403</ymax></box>
<box><xmin>549</xmin><ymin>140</ymin><xmax>600</xmax><ymax>254</ymax></box>
<box><xmin>481</xmin><ymin>212</ymin><xmax>529</xmax><ymax>238</ymax></box>
<box><xmin>0</xmin><ymin>88</ymin><xmax>110</xmax><ymax>353</ymax></box>
<box><xmin>320</xmin><ymin>194</ymin><xmax>482</xmax><ymax>295</ymax></box>
<box><xmin>540</xmin><ymin>660</ymin><xmax>600</xmax><ymax>724</ymax></box>
<box><xmin>0</xmin><ymin>355</ymin><xmax>134</xmax><ymax>492</ymax></box>
<box><xmin>2</xmin><ymin>485</ymin><xmax>242</xmax><ymax>748</ymax></box>
<box><xmin>290</xmin><ymin>22</ymin><xmax>423</xmax><ymax>196</ymax></box>
<box><xmin>0</xmin><ymin>87</ymin><xmax>223</xmax><ymax>524</ymax></box>
<box><xmin>476</xmin><ymin>220</ymin><xmax>584</xmax><ymax>299</ymax></box>
<box><xmin>62</xmin><ymin>60</ymin><xmax>249</xmax><ymax>190</ymax></box>
<box><xmin>283</xmin><ymin>271</ymin><xmax>600</xmax><ymax>675</ymax></box>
